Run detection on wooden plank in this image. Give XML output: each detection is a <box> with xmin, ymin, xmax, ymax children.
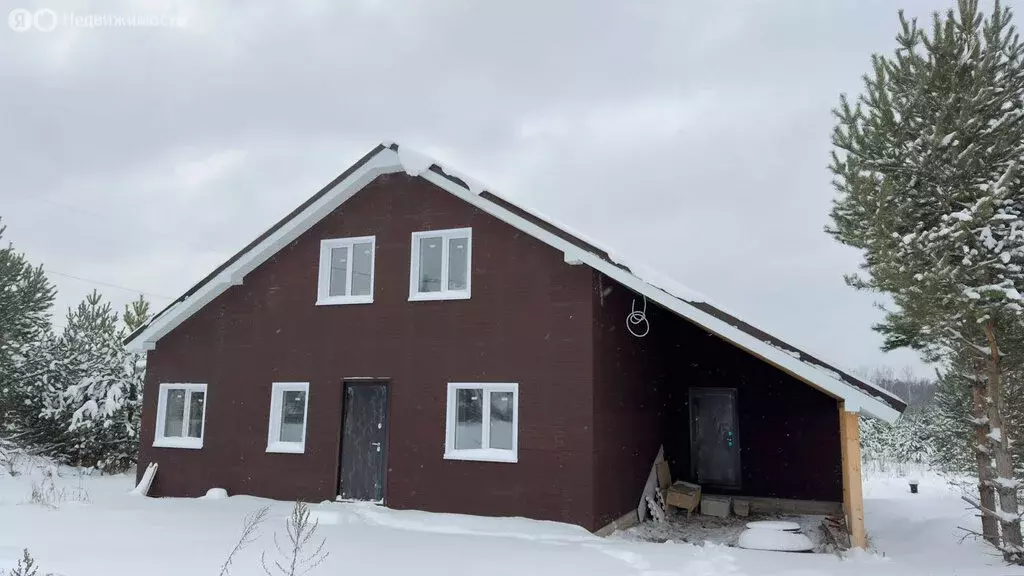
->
<box><xmin>743</xmin><ymin>496</ymin><xmax>843</xmax><ymax>516</ymax></box>
<box><xmin>840</xmin><ymin>410</ymin><xmax>867</xmax><ymax>548</ymax></box>
<box><xmin>822</xmin><ymin>516</ymin><xmax>852</xmax><ymax>550</ymax></box>
<box><xmin>839</xmin><ymin>402</ymin><xmax>851</xmax><ymax>525</ymax></box>
<box><xmin>656</xmin><ymin>461</ymin><xmax>672</xmax><ymax>490</ymax></box>
<box><xmin>594</xmin><ymin>509</ymin><xmax>639</xmax><ymax>537</ymax></box>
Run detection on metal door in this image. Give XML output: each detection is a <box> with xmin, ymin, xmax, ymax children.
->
<box><xmin>339</xmin><ymin>381</ymin><xmax>388</xmax><ymax>501</ymax></box>
<box><xmin>689</xmin><ymin>388</ymin><xmax>741</xmax><ymax>489</ymax></box>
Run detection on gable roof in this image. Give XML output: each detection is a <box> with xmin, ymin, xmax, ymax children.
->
<box><xmin>125</xmin><ymin>143</ymin><xmax>907</xmax><ymax>422</ymax></box>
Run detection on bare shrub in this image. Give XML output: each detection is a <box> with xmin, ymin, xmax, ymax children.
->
<box><xmin>1</xmin><ymin>437</ymin><xmax>27</xmax><ymax>477</ymax></box>
<box><xmin>27</xmin><ymin>472</ymin><xmax>65</xmax><ymax>510</ymax></box>
<box><xmin>1</xmin><ymin>449</ymin><xmax>19</xmax><ymax>477</ymax></box>
<box><xmin>261</xmin><ymin>502</ymin><xmax>329</xmax><ymax>576</ymax></box>
<box><xmin>64</xmin><ymin>469</ymin><xmax>90</xmax><ymax>504</ymax></box>
<box><xmin>21</xmin><ymin>464</ymin><xmax>88</xmax><ymax>510</ymax></box>
<box><xmin>0</xmin><ymin>437</ymin><xmax>61</xmax><ymax>479</ymax></box>
<box><xmin>219</xmin><ymin>506</ymin><xmax>270</xmax><ymax>576</ymax></box>
<box><xmin>7</xmin><ymin>549</ymin><xmax>54</xmax><ymax>576</ymax></box>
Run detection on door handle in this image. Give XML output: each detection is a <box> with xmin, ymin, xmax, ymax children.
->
<box><xmin>371</xmin><ymin>442</ymin><xmax>382</xmax><ymax>452</ymax></box>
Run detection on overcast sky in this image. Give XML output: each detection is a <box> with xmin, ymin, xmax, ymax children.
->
<box><xmin>5</xmin><ymin>0</ymin><xmax>998</xmax><ymax>377</ymax></box>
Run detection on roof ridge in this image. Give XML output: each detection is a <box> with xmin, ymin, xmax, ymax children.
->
<box><xmin>125</xmin><ymin>142</ymin><xmax>906</xmax><ymax>420</ymax></box>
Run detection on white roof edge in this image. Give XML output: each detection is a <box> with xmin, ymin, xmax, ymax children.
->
<box><xmin>417</xmin><ymin>168</ymin><xmax>901</xmax><ymax>423</ymax></box>
<box><xmin>126</xmin><ymin>149</ymin><xmax>405</xmax><ymax>352</ymax></box>
<box><xmin>129</xmin><ymin>144</ymin><xmax>903</xmax><ymax>423</ymax></box>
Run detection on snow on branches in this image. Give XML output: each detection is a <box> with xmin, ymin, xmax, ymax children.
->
<box><xmin>40</xmin><ymin>292</ymin><xmax>150</xmax><ymax>472</ymax></box>
<box><xmin>830</xmin><ymin>0</ymin><xmax>1024</xmax><ymax>561</ymax></box>
<box><xmin>829</xmin><ymin>0</ymin><xmax>1024</xmax><ymax>358</ymax></box>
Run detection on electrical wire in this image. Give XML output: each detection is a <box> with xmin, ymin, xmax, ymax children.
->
<box><xmin>626</xmin><ymin>294</ymin><xmax>650</xmax><ymax>338</ymax></box>
<box><xmin>46</xmin><ymin>269</ymin><xmax>173</xmax><ymax>300</ymax></box>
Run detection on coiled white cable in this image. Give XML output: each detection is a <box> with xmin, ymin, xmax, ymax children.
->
<box><xmin>626</xmin><ymin>294</ymin><xmax>650</xmax><ymax>338</ymax></box>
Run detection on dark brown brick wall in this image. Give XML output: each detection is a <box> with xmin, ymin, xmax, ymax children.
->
<box><xmin>662</xmin><ymin>323</ymin><xmax>844</xmax><ymax>503</ymax></box>
<box><xmin>137</xmin><ymin>170</ymin><xmax>842</xmax><ymax>531</ymax></box>
<box><xmin>591</xmin><ymin>273</ymin><xmax>668</xmax><ymax>528</ymax></box>
<box><xmin>138</xmin><ymin>173</ymin><xmax>597</xmax><ymax>527</ymax></box>
<box><xmin>588</xmin><ymin>278</ymin><xmax>843</xmax><ymax>528</ymax></box>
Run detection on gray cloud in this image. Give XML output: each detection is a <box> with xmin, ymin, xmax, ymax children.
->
<box><xmin>2</xmin><ymin>0</ymin><xmax>976</xmax><ymax>373</ymax></box>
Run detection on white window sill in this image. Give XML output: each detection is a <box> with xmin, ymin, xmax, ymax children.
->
<box><xmin>266</xmin><ymin>442</ymin><xmax>306</xmax><ymax>454</ymax></box>
<box><xmin>409</xmin><ymin>291</ymin><xmax>471</xmax><ymax>302</ymax></box>
<box><xmin>444</xmin><ymin>449</ymin><xmax>517</xmax><ymax>463</ymax></box>
<box><xmin>316</xmin><ymin>295</ymin><xmax>373</xmax><ymax>306</ymax></box>
<box><xmin>153</xmin><ymin>437</ymin><xmax>203</xmax><ymax>450</ymax></box>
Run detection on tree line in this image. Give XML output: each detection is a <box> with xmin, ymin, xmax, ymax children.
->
<box><xmin>858</xmin><ymin>367</ymin><xmax>1024</xmax><ymax>479</ymax></box>
<box><xmin>0</xmin><ymin>219</ymin><xmax>149</xmax><ymax>472</ymax></box>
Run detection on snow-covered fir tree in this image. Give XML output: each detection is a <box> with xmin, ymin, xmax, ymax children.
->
<box><xmin>860</xmin><ymin>410</ymin><xmax>935</xmax><ymax>472</ymax></box>
<box><xmin>119</xmin><ymin>295</ymin><xmax>150</xmax><ymax>458</ymax></box>
<box><xmin>0</xmin><ymin>219</ymin><xmax>151</xmax><ymax>470</ymax></box>
<box><xmin>858</xmin><ymin>369</ymin><xmax>936</xmax><ymax>472</ymax></box>
<box><xmin>0</xmin><ymin>219</ymin><xmax>59</xmax><ymax>448</ymax></box>
<box><xmin>43</xmin><ymin>291</ymin><xmax>149</xmax><ymax>472</ymax></box>
<box><xmin>928</xmin><ymin>362</ymin><xmax>976</xmax><ymax>475</ymax></box>
<box><xmin>829</xmin><ymin>0</ymin><xmax>1024</xmax><ymax>558</ymax></box>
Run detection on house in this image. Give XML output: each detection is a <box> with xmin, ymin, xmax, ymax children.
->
<box><xmin>125</xmin><ymin>143</ymin><xmax>906</xmax><ymax>546</ymax></box>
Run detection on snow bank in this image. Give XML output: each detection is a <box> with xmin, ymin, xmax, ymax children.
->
<box><xmin>844</xmin><ymin>547</ymin><xmax>892</xmax><ymax>563</ymax></box>
<box><xmin>0</xmin><ymin>465</ymin><xmax>1017</xmax><ymax>576</ymax></box>
<box><xmin>200</xmin><ymin>487</ymin><xmax>228</xmax><ymax>500</ymax></box>
<box><xmin>308</xmin><ymin>507</ymin><xmax>341</xmax><ymax>526</ymax></box>
<box><xmin>347</xmin><ymin>503</ymin><xmax>596</xmax><ymax>543</ymax></box>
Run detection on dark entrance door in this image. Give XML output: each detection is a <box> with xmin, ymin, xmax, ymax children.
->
<box><xmin>339</xmin><ymin>381</ymin><xmax>388</xmax><ymax>502</ymax></box>
<box><xmin>689</xmin><ymin>388</ymin><xmax>741</xmax><ymax>489</ymax></box>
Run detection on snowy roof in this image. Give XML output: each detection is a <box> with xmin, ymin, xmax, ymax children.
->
<box><xmin>125</xmin><ymin>143</ymin><xmax>907</xmax><ymax>422</ymax></box>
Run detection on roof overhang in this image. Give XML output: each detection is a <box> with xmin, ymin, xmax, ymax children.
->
<box><xmin>126</xmin><ymin>144</ymin><xmax>905</xmax><ymax>423</ymax></box>
<box><xmin>125</xmin><ymin>147</ymin><xmax>405</xmax><ymax>352</ymax></box>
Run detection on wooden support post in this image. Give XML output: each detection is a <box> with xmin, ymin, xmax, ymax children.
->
<box><xmin>839</xmin><ymin>407</ymin><xmax>866</xmax><ymax>549</ymax></box>
<box><xmin>839</xmin><ymin>407</ymin><xmax>851</xmax><ymax>521</ymax></box>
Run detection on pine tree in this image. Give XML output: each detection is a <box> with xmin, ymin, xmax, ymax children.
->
<box><xmin>829</xmin><ymin>0</ymin><xmax>1024</xmax><ymax>559</ymax></box>
<box><xmin>0</xmin><ymin>219</ymin><xmax>58</xmax><ymax>448</ymax></box>
<box><xmin>929</xmin><ymin>361</ymin><xmax>976</xmax><ymax>475</ymax></box>
<box><xmin>860</xmin><ymin>404</ymin><xmax>934</xmax><ymax>474</ymax></box>
<box><xmin>933</xmin><ymin>351</ymin><xmax>1002</xmax><ymax>542</ymax></box>
<box><xmin>44</xmin><ymin>291</ymin><xmax>117</xmax><ymax>466</ymax></box>
<box><xmin>41</xmin><ymin>291</ymin><xmax>138</xmax><ymax>470</ymax></box>
<box><xmin>119</xmin><ymin>295</ymin><xmax>150</xmax><ymax>463</ymax></box>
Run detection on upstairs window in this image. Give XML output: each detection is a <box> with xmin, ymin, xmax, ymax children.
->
<box><xmin>444</xmin><ymin>383</ymin><xmax>518</xmax><ymax>463</ymax></box>
<box><xmin>409</xmin><ymin>228</ymin><xmax>472</xmax><ymax>301</ymax></box>
<box><xmin>154</xmin><ymin>383</ymin><xmax>207</xmax><ymax>449</ymax></box>
<box><xmin>317</xmin><ymin>236</ymin><xmax>375</xmax><ymax>305</ymax></box>
<box><xmin>267</xmin><ymin>382</ymin><xmax>310</xmax><ymax>454</ymax></box>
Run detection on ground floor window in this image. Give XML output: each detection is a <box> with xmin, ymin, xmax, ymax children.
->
<box><xmin>267</xmin><ymin>382</ymin><xmax>310</xmax><ymax>453</ymax></box>
<box><xmin>444</xmin><ymin>382</ymin><xmax>518</xmax><ymax>463</ymax></box>
<box><xmin>153</xmin><ymin>383</ymin><xmax>207</xmax><ymax>449</ymax></box>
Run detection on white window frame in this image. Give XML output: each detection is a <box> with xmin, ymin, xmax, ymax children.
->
<box><xmin>444</xmin><ymin>382</ymin><xmax>518</xmax><ymax>463</ymax></box>
<box><xmin>409</xmin><ymin>228</ymin><xmax>472</xmax><ymax>301</ymax></box>
<box><xmin>153</xmin><ymin>383</ymin><xmax>208</xmax><ymax>450</ymax></box>
<box><xmin>317</xmin><ymin>236</ymin><xmax>376</xmax><ymax>305</ymax></box>
<box><xmin>266</xmin><ymin>382</ymin><xmax>311</xmax><ymax>454</ymax></box>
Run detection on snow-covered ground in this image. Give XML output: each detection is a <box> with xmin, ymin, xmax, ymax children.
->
<box><xmin>0</xmin><ymin>460</ymin><xmax>1020</xmax><ymax>576</ymax></box>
